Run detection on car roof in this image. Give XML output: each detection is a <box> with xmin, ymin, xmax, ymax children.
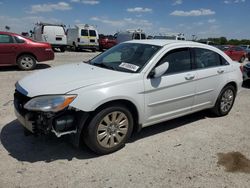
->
<box><xmin>125</xmin><ymin>39</ymin><xmax>205</xmax><ymax>47</ymax></box>
<box><xmin>0</xmin><ymin>31</ymin><xmax>19</xmax><ymax>36</ymax></box>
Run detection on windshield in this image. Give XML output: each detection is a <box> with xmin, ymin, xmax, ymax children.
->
<box><xmin>90</xmin><ymin>43</ymin><xmax>161</xmax><ymax>73</ymax></box>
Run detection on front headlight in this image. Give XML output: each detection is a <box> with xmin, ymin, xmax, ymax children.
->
<box><xmin>24</xmin><ymin>95</ymin><xmax>77</xmax><ymax>112</ymax></box>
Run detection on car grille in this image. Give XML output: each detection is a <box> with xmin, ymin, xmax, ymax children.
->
<box><xmin>14</xmin><ymin>90</ymin><xmax>31</xmax><ymax>115</ymax></box>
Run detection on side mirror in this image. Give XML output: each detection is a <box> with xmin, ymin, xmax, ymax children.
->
<box><xmin>149</xmin><ymin>62</ymin><xmax>169</xmax><ymax>78</ymax></box>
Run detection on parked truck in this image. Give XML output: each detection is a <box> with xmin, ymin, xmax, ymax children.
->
<box><xmin>67</xmin><ymin>24</ymin><xmax>99</xmax><ymax>52</ymax></box>
<box><xmin>32</xmin><ymin>22</ymin><xmax>67</xmax><ymax>52</ymax></box>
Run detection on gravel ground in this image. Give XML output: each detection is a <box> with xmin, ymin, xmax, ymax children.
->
<box><xmin>0</xmin><ymin>52</ymin><xmax>250</xmax><ymax>188</ymax></box>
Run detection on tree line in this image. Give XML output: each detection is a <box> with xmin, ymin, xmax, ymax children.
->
<box><xmin>197</xmin><ymin>37</ymin><xmax>250</xmax><ymax>45</ymax></box>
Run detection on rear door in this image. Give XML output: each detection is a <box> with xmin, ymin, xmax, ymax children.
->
<box><xmin>144</xmin><ymin>47</ymin><xmax>196</xmax><ymax>126</ymax></box>
<box><xmin>80</xmin><ymin>29</ymin><xmax>89</xmax><ymax>46</ymax></box>
<box><xmin>192</xmin><ymin>48</ymin><xmax>230</xmax><ymax>111</ymax></box>
<box><xmin>89</xmin><ymin>30</ymin><xmax>98</xmax><ymax>46</ymax></box>
<box><xmin>0</xmin><ymin>34</ymin><xmax>16</xmax><ymax>65</ymax></box>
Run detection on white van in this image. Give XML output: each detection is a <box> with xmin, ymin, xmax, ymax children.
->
<box><xmin>33</xmin><ymin>23</ymin><xmax>67</xmax><ymax>52</ymax></box>
<box><xmin>67</xmin><ymin>24</ymin><xmax>99</xmax><ymax>52</ymax></box>
<box><xmin>115</xmin><ymin>29</ymin><xmax>146</xmax><ymax>44</ymax></box>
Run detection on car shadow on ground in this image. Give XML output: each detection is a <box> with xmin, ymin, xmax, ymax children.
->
<box><xmin>130</xmin><ymin>110</ymin><xmax>211</xmax><ymax>142</ymax></box>
<box><xmin>0</xmin><ymin>120</ymin><xmax>99</xmax><ymax>163</ymax></box>
<box><xmin>0</xmin><ymin>110</ymin><xmax>213</xmax><ymax>163</ymax></box>
<box><xmin>0</xmin><ymin>64</ymin><xmax>51</xmax><ymax>72</ymax></box>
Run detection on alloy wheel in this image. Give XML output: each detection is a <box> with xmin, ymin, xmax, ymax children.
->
<box><xmin>96</xmin><ymin>111</ymin><xmax>129</xmax><ymax>148</ymax></box>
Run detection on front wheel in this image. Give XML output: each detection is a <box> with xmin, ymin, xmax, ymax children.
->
<box><xmin>17</xmin><ymin>55</ymin><xmax>36</xmax><ymax>70</ymax></box>
<box><xmin>84</xmin><ymin>105</ymin><xmax>133</xmax><ymax>154</ymax></box>
<box><xmin>211</xmin><ymin>85</ymin><xmax>236</xmax><ymax>116</ymax></box>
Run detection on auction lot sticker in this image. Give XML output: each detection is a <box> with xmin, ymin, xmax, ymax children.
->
<box><xmin>119</xmin><ymin>62</ymin><xmax>139</xmax><ymax>72</ymax></box>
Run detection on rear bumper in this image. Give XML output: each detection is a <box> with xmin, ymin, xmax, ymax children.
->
<box><xmin>38</xmin><ymin>50</ymin><xmax>54</xmax><ymax>62</ymax></box>
<box><xmin>77</xmin><ymin>44</ymin><xmax>99</xmax><ymax>50</ymax></box>
<box><xmin>51</xmin><ymin>44</ymin><xmax>68</xmax><ymax>48</ymax></box>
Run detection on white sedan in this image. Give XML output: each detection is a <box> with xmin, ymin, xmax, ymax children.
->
<box><xmin>14</xmin><ymin>40</ymin><xmax>243</xmax><ymax>154</ymax></box>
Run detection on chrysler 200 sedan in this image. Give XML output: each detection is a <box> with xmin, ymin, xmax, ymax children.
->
<box><xmin>0</xmin><ymin>31</ymin><xmax>54</xmax><ymax>70</ymax></box>
<box><xmin>14</xmin><ymin>40</ymin><xmax>243</xmax><ymax>154</ymax></box>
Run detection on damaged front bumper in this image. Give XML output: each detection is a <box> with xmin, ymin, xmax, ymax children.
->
<box><xmin>14</xmin><ymin>90</ymin><xmax>84</xmax><ymax>138</ymax></box>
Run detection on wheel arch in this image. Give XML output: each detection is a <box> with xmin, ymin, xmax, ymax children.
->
<box><xmin>16</xmin><ymin>53</ymin><xmax>37</xmax><ymax>63</ymax></box>
<box><xmin>92</xmin><ymin>99</ymin><xmax>140</xmax><ymax>134</ymax></box>
<box><xmin>224</xmin><ymin>81</ymin><xmax>237</xmax><ymax>93</ymax></box>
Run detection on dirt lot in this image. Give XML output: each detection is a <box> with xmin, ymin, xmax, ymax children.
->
<box><xmin>0</xmin><ymin>52</ymin><xmax>250</xmax><ymax>188</ymax></box>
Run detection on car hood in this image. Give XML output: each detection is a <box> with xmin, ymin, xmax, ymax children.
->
<box><xmin>17</xmin><ymin>63</ymin><xmax>134</xmax><ymax>97</ymax></box>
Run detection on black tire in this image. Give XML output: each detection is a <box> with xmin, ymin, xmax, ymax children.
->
<box><xmin>72</xmin><ymin>43</ymin><xmax>79</xmax><ymax>52</ymax></box>
<box><xmin>211</xmin><ymin>85</ymin><xmax>236</xmax><ymax>117</ymax></box>
<box><xmin>84</xmin><ymin>105</ymin><xmax>133</xmax><ymax>155</ymax></box>
<box><xmin>60</xmin><ymin>47</ymin><xmax>65</xmax><ymax>52</ymax></box>
<box><xmin>92</xmin><ymin>48</ymin><xmax>96</xmax><ymax>52</ymax></box>
<box><xmin>17</xmin><ymin>55</ymin><xmax>36</xmax><ymax>70</ymax></box>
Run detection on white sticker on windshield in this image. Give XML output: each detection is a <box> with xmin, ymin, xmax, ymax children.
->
<box><xmin>119</xmin><ymin>62</ymin><xmax>139</xmax><ymax>72</ymax></box>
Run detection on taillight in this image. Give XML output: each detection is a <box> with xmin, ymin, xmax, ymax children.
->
<box><xmin>77</xmin><ymin>38</ymin><xmax>80</xmax><ymax>42</ymax></box>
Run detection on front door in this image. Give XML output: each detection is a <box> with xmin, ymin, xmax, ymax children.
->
<box><xmin>144</xmin><ymin>48</ymin><xmax>196</xmax><ymax>126</ymax></box>
<box><xmin>0</xmin><ymin>34</ymin><xmax>16</xmax><ymax>65</ymax></box>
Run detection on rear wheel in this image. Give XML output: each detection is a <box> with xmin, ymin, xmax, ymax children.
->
<box><xmin>17</xmin><ymin>55</ymin><xmax>36</xmax><ymax>70</ymax></box>
<box><xmin>60</xmin><ymin>47</ymin><xmax>65</xmax><ymax>52</ymax></box>
<box><xmin>211</xmin><ymin>85</ymin><xmax>236</xmax><ymax>116</ymax></box>
<box><xmin>84</xmin><ymin>105</ymin><xmax>133</xmax><ymax>154</ymax></box>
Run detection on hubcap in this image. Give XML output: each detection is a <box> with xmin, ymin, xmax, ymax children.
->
<box><xmin>220</xmin><ymin>89</ymin><xmax>234</xmax><ymax>113</ymax></box>
<box><xmin>97</xmin><ymin>111</ymin><xmax>129</xmax><ymax>148</ymax></box>
<box><xmin>20</xmin><ymin>57</ymin><xmax>34</xmax><ymax>68</ymax></box>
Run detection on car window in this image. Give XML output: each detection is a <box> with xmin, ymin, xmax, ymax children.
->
<box><xmin>0</xmin><ymin>34</ymin><xmax>14</xmax><ymax>43</ymax></box>
<box><xmin>157</xmin><ymin>48</ymin><xmax>191</xmax><ymax>75</ymax></box>
<box><xmin>141</xmin><ymin>34</ymin><xmax>146</xmax><ymax>39</ymax></box>
<box><xmin>81</xmin><ymin>29</ymin><xmax>88</xmax><ymax>36</ymax></box>
<box><xmin>234</xmin><ymin>47</ymin><xmax>244</xmax><ymax>51</ymax></box>
<box><xmin>194</xmin><ymin>48</ymin><xmax>222</xmax><ymax>68</ymax></box>
<box><xmin>133</xmin><ymin>33</ymin><xmax>140</xmax><ymax>40</ymax></box>
<box><xmin>89</xmin><ymin>30</ymin><xmax>96</xmax><ymax>37</ymax></box>
<box><xmin>14</xmin><ymin>36</ymin><xmax>25</xmax><ymax>43</ymax></box>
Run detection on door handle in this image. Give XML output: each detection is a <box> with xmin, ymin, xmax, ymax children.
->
<box><xmin>185</xmin><ymin>74</ymin><xmax>195</xmax><ymax>80</ymax></box>
<box><xmin>217</xmin><ymin>69</ymin><xmax>225</xmax><ymax>74</ymax></box>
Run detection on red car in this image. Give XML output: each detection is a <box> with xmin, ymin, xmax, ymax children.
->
<box><xmin>0</xmin><ymin>31</ymin><xmax>54</xmax><ymax>70</ymax></box>
<box><xmin>219</xmin><ymin>45</ymin><xmax>246</xmax><ymax>63</ymax></box>
<box><xmin>98</xmin><ymin>35</ymin><xmax>117</xmax><ymax>51</ymax></box>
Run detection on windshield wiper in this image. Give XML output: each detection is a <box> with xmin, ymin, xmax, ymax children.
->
<box><xmin>93</xmin><ymin>62</ymin><xmax>116</xmax><ymax>70</ymax></box>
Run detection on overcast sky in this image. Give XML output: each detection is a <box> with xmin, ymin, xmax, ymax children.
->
<box><xmin>0</xmin><ymin>0</ymin><xmax>249</xmax><ymax>40</ymax></box>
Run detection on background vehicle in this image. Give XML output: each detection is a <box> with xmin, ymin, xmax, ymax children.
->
<box><xmin>0</xmin><ymin>31</ymin><xmax>54</xmax><ymax>70</ymax></box>
<box><xmin>115</xmin><ymin>29</ymin><xmax>146</xmax><ymax>44</ymax></box>
<box><xmin>239</xmin><ymin>45</ymin><xmax>250</xmax><ymax>60</ymax></box>
<box><xmin>33</xmin><ymin>22</ymin><xmax>67</xmax><ymax>52</ymax></box>
<box><xmin>98</xmin><ymin>34</ymin><xmax>117</xmax><ymax>51</ymax></box>
<box><xmin>243</xmin><ymin>62</ymin><xmax>250</xmax><ymax>81</ymax></box>
<box><xmin>218</xmin><ymin>45</ymin><xmax>246</xmax><ymax>62</ymax></box>
<box><xmin>153</xmin><ymin>33</ymin><xmax>185</xmax><ymax>40</ymax></box>
<box><xmin>67</xmin><ymin>24</ymin><xmax>99</xmax><ymax>52</ymax></box>
<box><xmin>14</xmin><ymin>40</ymin><xmax>242</xmax><ymax>154</ymax></box>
